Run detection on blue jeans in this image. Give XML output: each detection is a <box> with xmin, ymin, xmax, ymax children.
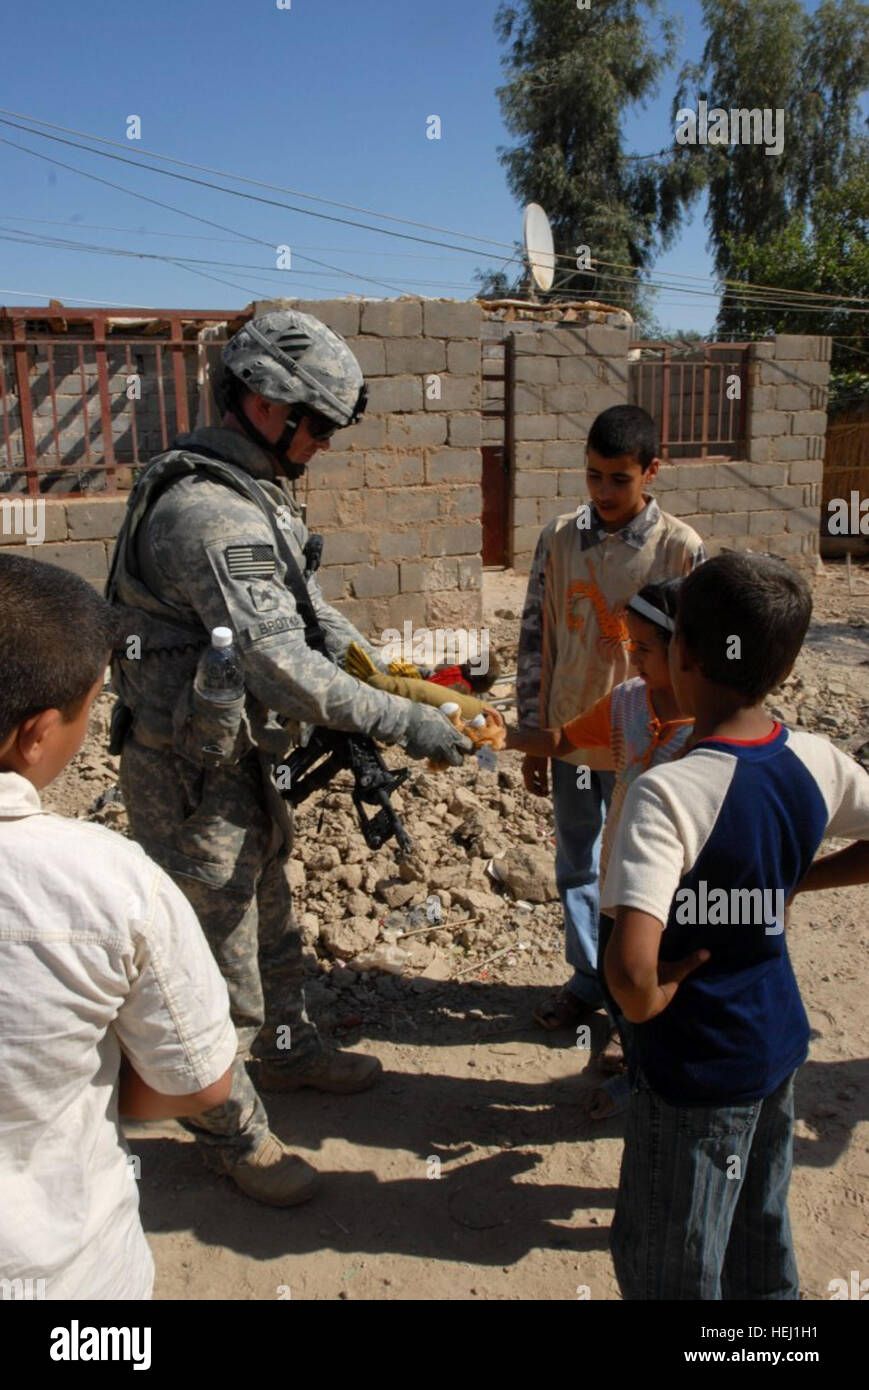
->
<box><xmin>551</xmin><ymin>760</ymin><xmax>615</xmax><ymax>1007</ymax></box>
<box><xmin>611</xmin><ymin>1069</ymin><xmax>800</xmax><ymax>1300</ymax></box>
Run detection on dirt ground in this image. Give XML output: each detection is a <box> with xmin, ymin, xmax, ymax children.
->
<box><xmin>44</xmin><ymin>560</ymin><xmax>869</xmax><ymax>1301</ymax></box>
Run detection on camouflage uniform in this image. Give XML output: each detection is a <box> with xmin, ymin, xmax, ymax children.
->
<box><xmin>107</xmin><ymin>424</ymin><xmax>421</xmax><ymax>1170</ymax></box>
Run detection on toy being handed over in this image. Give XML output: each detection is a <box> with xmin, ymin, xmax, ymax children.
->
<box><xmin>346</xmin><ymin>641</ymin><xmax>494</xmax><ymax>722</ymax></box>
<box><xmin>427</xmin><ymin>701</ymin><xmax>506</xmax><ymax>772</ymax></box>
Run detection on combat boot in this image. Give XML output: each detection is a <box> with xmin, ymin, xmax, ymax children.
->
<box><xmin>257</xmin><ymin>1048</ymin><xmax>383</xmax><ymax>1095</ymax></box>
<box><xmin>228</xmin><ymin>1133</ymin><xmax>320</xmax><ymax>1207</ymax></box>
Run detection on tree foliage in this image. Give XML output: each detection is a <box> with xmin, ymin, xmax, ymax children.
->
<box><xmin>481</xmin><ymin>0</ymin><xmax>702</xmax><ymax>311</ymax></box>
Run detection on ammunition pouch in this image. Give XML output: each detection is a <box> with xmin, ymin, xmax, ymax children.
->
<box><xmin>171</xmin><ymin>683</ymin><xmax>248</xmax><ymax>770</ymax></box>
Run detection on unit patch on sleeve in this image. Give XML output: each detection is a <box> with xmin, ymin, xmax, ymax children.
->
<box><xmin>225</xmin><ymin>544</ymin><xmax>276</xmax><ymax>579</ymax></box>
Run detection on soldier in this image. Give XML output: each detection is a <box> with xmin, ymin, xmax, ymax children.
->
<box><xmin>106</xmin><ymin>309</ymin><xmax>471</xmax><ymax>1207</ymax></box>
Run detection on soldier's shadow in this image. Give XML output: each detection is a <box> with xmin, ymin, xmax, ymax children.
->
<box><xmin>133</xmin><ymin>1135</ymin><xmax>614</xmax><ymax>1268</ymax></box>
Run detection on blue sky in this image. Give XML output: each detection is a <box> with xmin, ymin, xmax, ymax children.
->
<box><xmin>0</xmin><ymin>0</ymin><xmax>819</xmax><ymax>332</ymax></box>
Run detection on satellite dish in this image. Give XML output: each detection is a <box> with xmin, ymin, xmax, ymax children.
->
<box><xmin>523</xmin><ymin>203</ymin><xmax>556</xmax><ymax>293</ymax></box>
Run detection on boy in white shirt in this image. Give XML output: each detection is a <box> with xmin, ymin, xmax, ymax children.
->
<box><xmin>0</xmin><ymin>551</ymin><xmax>239</xmax><ymax>1300</ymax></box>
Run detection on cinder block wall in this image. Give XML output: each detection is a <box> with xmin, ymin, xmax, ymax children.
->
<box><xmin>283</xmin><ymin>297</ymin><xmax>484</xmax><ymax>636</ymax></box>
<box><xmin>0</xmin><ymin>306</ymin><xmax>830</xmax><ymax>609</ymax></box>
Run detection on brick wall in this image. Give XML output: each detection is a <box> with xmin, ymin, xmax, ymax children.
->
<box><xmin>0</xmin><ymin>305</ymin><xmax>831</xmax><ymax>618</ymax></box>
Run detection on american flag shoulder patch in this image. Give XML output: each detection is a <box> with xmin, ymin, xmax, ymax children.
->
<box><xmin>225</xmin><ymin>544</ymin><xmax>276</xmax><ymax>579</ymax></box>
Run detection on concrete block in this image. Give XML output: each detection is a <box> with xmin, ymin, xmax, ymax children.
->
<box><xmin>270</xmin><ymin>299</ymin><xmax>360</xmax><ymax>337</ymax></box>
<box><xmin>651</xmin><ymin>466</ymin><xmax>679</xmax><ymax>492</ymax></box>
<box><xmin>748</xmin><ymin>510</ymin><xmax>780</xmax><ymax>537</ymax></box>
<box><xmin>0</xmin><ymin>500</ymin><xmax>68</xmax><ymax>546</ymax></box>
<box><xmin>317</xmin><ymin>565</ymin><xmax>347</xmax><ymax>601</ymax></box>
<box><xmin>458</xmin><ymin>556</ymin><xmax>482</xmax><ymax>591</ymax></box>
<box><xmin>789</xmin><ymin>458</ymin><xmax>823</xmax><ymax>485</ymax></box>
<box><xmin>427</xmin><ymin>376</ymin><xmax>480</xmax><ymax>412</ymax></box>
<box><xmin>361</xmin><ymin>300</ymin><xmax>423</xmax><ymax>336</ymax></box>
<box><xmin>751</xmin><ymin>341</ymin><xmax>775</xmax><ymax>360</ymax></box>
<box><xmin>666</xmin><ymin>490</ymin><xmax>700</xmax><ymax>516</ymax></box>
<box><xmin>767</xmin><ymin>484</ymin><xmax>810</xmax><ymax>510</ymax></box>
<box><xmin>712</xmin><ymin>511</ymin><xmax>750</xmax><ymax>537</ymax></box>
<box><xmin>558</xmin><ymin>473</ymin><xmax>585</xmax><ymax>503</ymax></box>
<box><xmin>447</xmin><ymin>414</ymin><xmax>482</xmax><ymax>448</ymax></box>
<box><xmin>427</xmin><ymin>522</ymin><xmax>482</xmax><ymax>557</ymax></box>
<box><xmin>749</xmin><ymin>385</ymin><xmax>777</xmax><ymax>411</ymax></box>
<box><xmin>369</xmin><ymin>375</ymin><xmax>424</xmax><ymax>414</ymax></box>
<box><xmin>584</xmin><ymin>385</ymin><xmax>624</xmax><ymax>416</ymax></box>
<box><xmin>546</xmin><ymin>441</ymin><xmax>582</xmax><ymax>470</ymax></box>
<box><xmin>515</xmin><ymin>470</ymin><xmax>558</xmax><ymax>499</ymax></box>
<box><xmin>697</xmin><ymin>488</ymin><xmax>740</xmax><ymax>514</ymax></box>
<box><xmin>440</xmin><ymin>485</ymin><xmax>481</xmax><ymax>521</ymax></box>
<box><xmin>741</xmin><ymin>463</ymin><xmax>789</xmax><ymax>487</ymax></box>
<box><xmin>16</xmin><ymin>540</ymin><xmax>107</xmax><ymax>586</ymax></box>
<box><xmin>422</xmin><ymin>300</ymin><xmax>482</xmax><ymax>339</ymax></box>
<box><xmin>374</xmin><ymin>490</ymin><xmax>439</xmax><ymax>524</ymax></box>
<box><xmin>514</xmin><ymin>383</ymin><xmax>544</xmax><ymax>413</ymax></box>
<box><xmin>516</xmin><ymin>414</ymin><xmax>560</xmax><ymax>441</ymax></box>
<box><xmin>514</xmin><ymin>442</ymin><xmax>544</xmax><ymax>470</ymax></box>
<box><xmin>785</xmin><ymin>507</ymin><xmax>820</xmax><ymax>535</ymax></box>
<box><xmin>373</xmin><ymin>593</ymin><xmax>428</xmax><ymax>634</ymax></box>
<box><xmin>558</xmin><ymin>355</ymin><xmax>597</xmax><ymax>385</ymax></box>
<box><xmin>777</xmin><ymin>384</ymin><xmax>814</xmax><ymax>411</ymax></box>
<box><xmin>386</xmin><ymin>413</ymin><xmax>447</xmax><ymax>448</ymax></box>
<box><xmin>514</xmin><ymin>356</ymin><xmax>559</xmax><ymax>386</ymax></box>
<box><xmin>750</xmin><ymin>411</ymin><xmax>790</xmax><ymax>437</ymax></box>
<box><xmin>539</xmin><ymin>497</ymin><xmax>569</xmax><ymax>525</ymax></box>
<box><xmin>426</xmin><ymin>448</ymin><xmax>481</xmax><ymax>485</ymax></box>
<box><xmin>308</xmin><ymin>455</ymin><xmax>364</xmax><ymax>491</ymax></box>
<box><xmin>557</xmin><ymin>414</ymin><xmax>592</xmax><ymax>441</ymax></box>
<box><xmin>331</xmin><ymin>597</ymin><xmax>375</xmax><ymax>635</ymax></box>
<box><xmin>774</xmin><ymin>334</ymin><xmax>821</xmax><ymax>360</ymax></box>
<box><xmin>789</xmin><ymin>411</ymin><xmax>828</xmax><ymax>436</ymax></box>
<box><xmin>513</xmin><ymin>497</ymin><xmax>539</xmax><ymax>526</ymax></box>
<box><xmin>584</xmin><ymin>324</ymin><xmax>631</xmax><ymax>357</ymax></box>
<box><xmin>518</xmin><ymin>326</ymin><xmax>588</xmax><ymax>357</ymax></box>
<box><xmin>544</xmin><ymin>384</ymin><xmax>589</xmax><ymax>414</ymax></box>
<box><xmin>405</xmin><ymin>557</ymin><xmax>459</xmax><ymax>593</ymax></box>
<box><xmin>348</xmin><ymin>562</ymin><xmax>399</xmax><ymax>599</ymax></box>
<box><xmin>513</xmin><ymin>524</ymin><xmax>543</xmax><ymax>553</ymax></box>
<box><xmin>385</xmin><ymin>338</ymin><xmax>447</xmax><ymax>375</ymax></box>
<box><xmin>364</xmin><ymin>452</ymin><xmax>424</xmax><ymax>488</ymax></box>
<box><xmin>345</xmin><ymin>336</ymin><xmax>386</xmax><ymax>375</ymax></box>
<box><xmin>727</xmin><ymin>486</ymin><xmax>775</xmax><ymax>512</ymax></box>
<box><xmin>674</xmin><ymin>463</ymin><xmax>720</xmax><ymax>489</ymax></box>
<box><xmin>322</xmin><ymin>531</ymin><xmax>370</xmax><ymax>566</ymax></box>
<box><xmin>344</xmin><ymin>414</ymin><xmax>387</xmax><ymax>449</ymax></box>
<box><xmin>65</xmin><ymin>498</ymin><xmax>129</xmax><ymax>541</ymax></box>
<box><xmin>447</xmin><ymin>340</ymin><xmax>480</xmax><ymax>375</ymax></box>
<box><xmin>747</xmin><ymin>436</ymin><xmax>773</xmax><ymax>463</ymax></box>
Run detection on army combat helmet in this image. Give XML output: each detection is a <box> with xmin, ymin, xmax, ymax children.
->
<box><xmin>221</xmin><ymin>308</ymin><xmax>368</xmax><ymax>473</ymax></box>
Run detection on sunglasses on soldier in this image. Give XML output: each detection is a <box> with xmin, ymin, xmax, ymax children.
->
<box><xmin>301</xmin><ymin>409</ymin><xmax>340</xmax><ymax>441</ymax></box>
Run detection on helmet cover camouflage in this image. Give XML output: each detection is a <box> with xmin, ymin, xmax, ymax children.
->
<box><xmin>222</xmin><ymin>309</ymin><xmax>365</xmax><ymax>427</ymax></box>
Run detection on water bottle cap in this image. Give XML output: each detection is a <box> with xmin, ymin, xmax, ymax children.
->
<box><xmin>211</xmin><ymin>626</ymin><xmax>233</xmax><ymax>649</ymax></box>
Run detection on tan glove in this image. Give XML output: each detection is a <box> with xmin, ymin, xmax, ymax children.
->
<box><xmin>346</xmin><ymin>641</ymin><xmax>491</xmax><ymax>721</ymax></box>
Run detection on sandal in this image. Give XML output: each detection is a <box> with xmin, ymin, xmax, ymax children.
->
<box><xmin>587</xmin><ymin>1075</ymin><xmax>631</xmax><ymax>1122</ymax></box>
<box><xmin>533</xmin><ymin>985</ymin><xmax>597</xmax><ymax>1033</ymax></box>
<box><xmin>598</xmin><ymin>1026</ymin><xmax>626</xmax><ymax>1076</ymax></box>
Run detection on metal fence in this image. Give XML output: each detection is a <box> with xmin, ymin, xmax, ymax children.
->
<box><xmin>629</xmin><ymin>341</ymin><xmax>751</xmax><ymax>461</ymax></box>
<box><xmin>0</xmin><ymin>308</ymin><xmax>239</xmax><ymax>495</ymax></box>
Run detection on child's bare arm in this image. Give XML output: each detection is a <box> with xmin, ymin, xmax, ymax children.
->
<box><xmin>118</xmin><ymin>1053</ymin><xmax>232</xmax><ymax>1120</ymax></box>
<box><xmin>605</xmin><ymin>907</ymin><xmax>709</xmax><ymax>1023</ymax></box>
<box><xmin>506</xmin><ymin>725</ymin><xmax>568</xmax><ymax>758</ymax></box>
<box><xmin>794</xmin><ymin>840</ymin><xmax>869</xmax><ymax>895</ymax></box>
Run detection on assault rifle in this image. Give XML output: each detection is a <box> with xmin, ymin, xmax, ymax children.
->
<box><xmin>279</xmin><ymin>726</ymin><xmax>413</xmax><ymax>856</ymax></box>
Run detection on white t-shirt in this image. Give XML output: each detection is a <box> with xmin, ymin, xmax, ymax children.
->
<box><xmin>0</xmin><ymin>771</ymin><xmax>236</xmax><ymax>1300</ymax></box>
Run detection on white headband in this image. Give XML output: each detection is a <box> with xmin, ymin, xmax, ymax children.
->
<box><xmin>627</xmin><ymin>594</ymin><xmax>676</xmax><ymax>633</ymax></box>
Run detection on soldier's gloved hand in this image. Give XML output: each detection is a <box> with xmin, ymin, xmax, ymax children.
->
<box><xmin>403</xmin><ymin>702</ymin><xmax>473</xmax><ymax>767</ymax></box>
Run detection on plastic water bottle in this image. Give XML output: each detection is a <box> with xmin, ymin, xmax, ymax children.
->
<box><xmin>194</xmin><ymin>626</ymin><xmax>244</xmax><ymax>704</ymax></box>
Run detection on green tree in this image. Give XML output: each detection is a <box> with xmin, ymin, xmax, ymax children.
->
<box><xmin>671</xmin><ymin>0</ymin><xmax>869</xmax><ymax>281</ymax></box>
<box><xmin>479</xmin><ymin>0</ymin><xmax>702</xmax><ymax>311</ymax></box>
<box><xmin>720</xmin><ymin>168</ymin><xmax>869</xmax><ymax>380</ymax></box>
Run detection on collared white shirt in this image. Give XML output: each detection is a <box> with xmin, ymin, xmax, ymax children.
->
<box><xmin>0</xmin><ymin>772</ymin><xmax>235</xmax><ymax>1300</ymax></box>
